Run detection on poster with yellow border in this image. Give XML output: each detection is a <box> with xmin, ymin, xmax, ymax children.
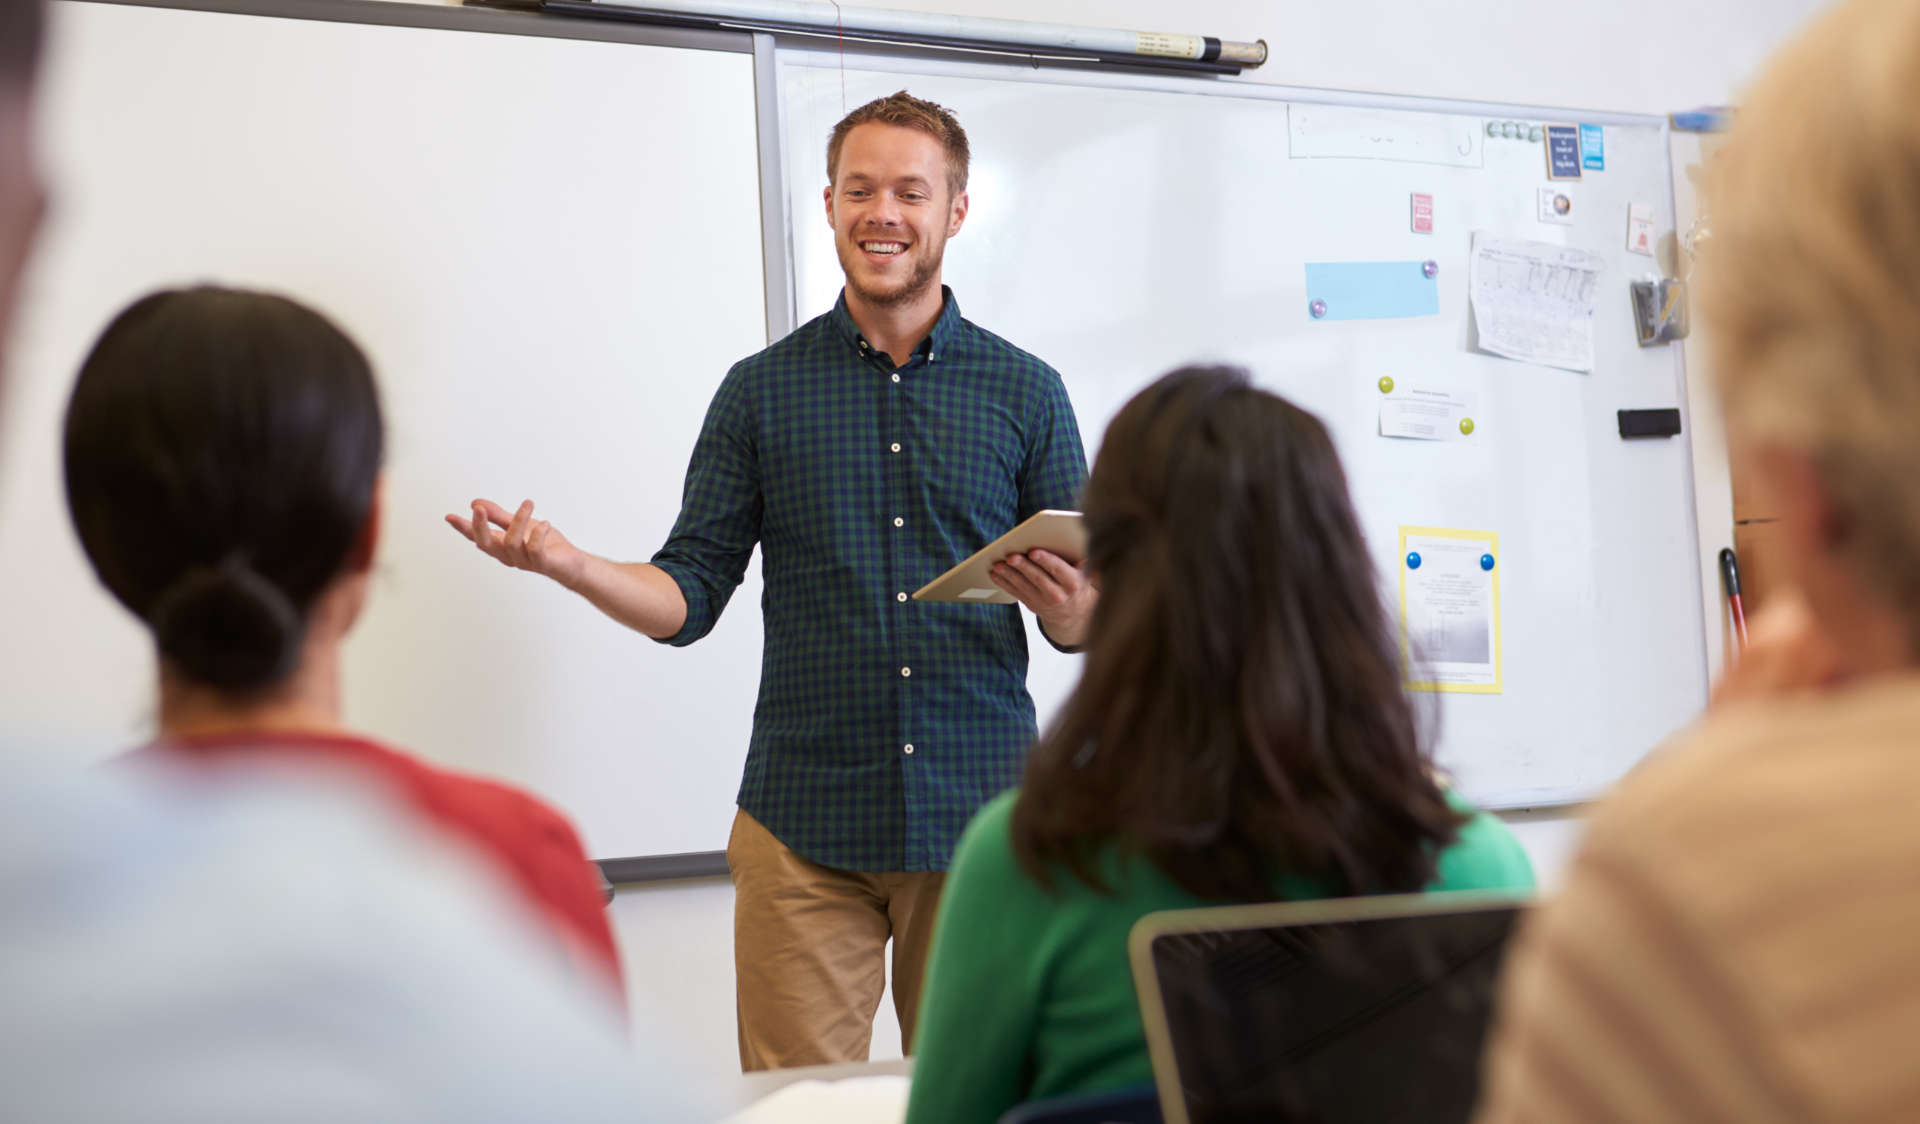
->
<box><xmin>1398</xmin><ymin>526</ymin><xmax>1501</xmax><ymax>694</ymax></box>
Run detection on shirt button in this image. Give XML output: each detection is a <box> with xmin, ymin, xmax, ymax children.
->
<box><xmin>901</xmin><ymin>666</ymin><xmax>912</xmax><ymax>678</ymax></box>
<box><xmin>891</xmin><ymin>373</ymin><xmax>901</xmax><ymax>384</ymax></box>
<box><xmin>893</xmin><ymin>517</ymin><xmax>903</xmax><ymax>528</ymax></box>
<box><xmin>890</xmin><ymin>442</ymin><xmax>901</xmax><ymax>453</ymax></box>
<box><xmin>903</xmin><ymin>743</ymin><xmax>915</xmax><ymax>755</ymax></box>
<box><xmin>896</xmin><ymin>592</ymin><xmax>907</xmax><ymax>603</ymax></box>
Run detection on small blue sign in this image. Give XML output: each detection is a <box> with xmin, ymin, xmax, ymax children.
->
<box><xmin>1579</xmin><ymin>123</ymin><xmax>1605</xmax><ymax>171</ymax></box>
<box><xmin>1545</xmin><ymin>124</ymin><xmax>1582</xmax><ymax>180</ymax></box>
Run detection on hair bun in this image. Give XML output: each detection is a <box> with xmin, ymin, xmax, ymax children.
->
<box><xmin>147</xmin><ymin>555</ymin><xmax>303</xmax><ymax>692</ymax></box>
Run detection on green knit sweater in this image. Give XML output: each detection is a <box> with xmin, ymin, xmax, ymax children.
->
<box><xmin>903</xmin><ymin>789</ymin><xmax>1536</xmax><ymax>1124</ymax></box>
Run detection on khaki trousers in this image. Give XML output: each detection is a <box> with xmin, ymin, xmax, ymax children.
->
<box><xmin>726</xmin><ymin>809</ymin><xmax>947</xmax><ymax>1071</ymax></box>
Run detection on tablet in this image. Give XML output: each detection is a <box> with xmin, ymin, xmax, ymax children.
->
<box><xmin>912</xmin><ymin>510</ymin><xmax>1085</xmax><ymax>604</ymax></box>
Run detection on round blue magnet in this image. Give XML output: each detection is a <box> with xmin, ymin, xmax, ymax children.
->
<box><xmin>1480</xmin><ymin>553</ymin><xmax>1495</xmax><ymax>571</ymax></box>
<box><xmin>1406</xmin><ymin>552</ymin><xmax>1422</xmax><ymax>570</ymax></box>
<box><xmin>1422</xmin><ymin>260</ymin><xmax>1438</xmax><ymax>279</ymax></box>
<box><xmin>1309</xmin><ymin>298</ymin><xmax>1327</xmax><ymax>319</ymax></box>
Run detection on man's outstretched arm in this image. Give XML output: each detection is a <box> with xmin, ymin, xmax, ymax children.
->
<box><xmin>447</xmin><ymin>498</ymin><xmax>687</xmax><ymax>642</ymax></box>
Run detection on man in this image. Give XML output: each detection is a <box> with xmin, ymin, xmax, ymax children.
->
<box><xmin>1475</xmin><ymin>2</ymin><xmax>1920</xmax><ymax>1120</ymax></box>
<box><xmin>0</xmin><ymin>3</ymin><xmax>698</xmax><ymax>1117</ymax></box>
<box><xmin>451</xmin><ymin>91</ymin><xmax>1095</xmax><ymax>1068</ymax></box>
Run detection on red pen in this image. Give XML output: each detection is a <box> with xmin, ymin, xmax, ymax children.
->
<box><xmin>1719</xmin><ymin>547</ymin><xmax>1748</xmax><ymax>652</ymax></box>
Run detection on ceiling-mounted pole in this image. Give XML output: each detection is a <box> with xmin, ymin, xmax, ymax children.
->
<box><xmin>569</xmin><ymin>0</ymin><xmax>1267</xmax><ymax>70</ymax></box>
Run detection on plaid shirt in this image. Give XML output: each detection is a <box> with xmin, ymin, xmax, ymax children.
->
<box><xmin>651</xmin><ymin>288</ymin><xmax>1086</xmax><ymax>872</ymax></box>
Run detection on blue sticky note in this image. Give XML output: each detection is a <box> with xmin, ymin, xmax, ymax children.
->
<box><xmin>1545</xmin><ymin>124</ymin><xmax>1582</xmax><ymax>179</ymax></box>
<box><xmin>1304</xmin><ymin>261</ymin><xmax>1440</xmax><ymax>322</ymax></box>
<box><xmin>1580</xmin><ymin>123</ymin><xmax>1604</xmax><ymax>171</ymax></box>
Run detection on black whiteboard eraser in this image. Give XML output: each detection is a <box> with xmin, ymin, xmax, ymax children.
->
<box><xmin>1617</xmin><ymin>408</ymin><xmax>1682</xmax><ymax>438</ymax></box>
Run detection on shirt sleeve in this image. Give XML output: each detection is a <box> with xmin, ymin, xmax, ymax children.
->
<box><xmin>1017</xmin><ymin>364</ymin><xmax>1088</xmax><ymax>521</ymax></box>
<box><xmin>903</xmin><ymin>794</ymin><xmax>1046</xmax><ymax>1124</ymax></box>
<box><xmin>649</xmin><ymin>361</ymin><xmax>762</xmax><ymax>646</ymax></box>
<box><xmin>1020</xmin><ymin>366</ymin><xmax>1089</xmax><ymax>655</ymax></box>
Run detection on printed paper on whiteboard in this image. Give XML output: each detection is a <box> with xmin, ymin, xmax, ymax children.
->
<box><xmin>1379</xmin><ymin>386</ymin><xmax>1477</xmax><ymax>441</ymax></box>
<box><xmin>1469</xmin><ymin>233</ymin><xmax>1603</xmax><ymax>372</ymax></box>
<box><xmin>1400</xmin><ymin>526</ymin><xmax>1501</xmax><ymax>693</ymax></box>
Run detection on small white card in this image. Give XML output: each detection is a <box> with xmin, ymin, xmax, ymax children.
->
<box><xmin>1537</xmin><ymin>186</ymin><xmax>1575</xmax><ymax>225</ymax></box>
<box><xmin>1380</xmin><ymin>386</ymin><xmax>1478</xmax><ymax>441</ymax></box>
<box><xmin>1627</xmin><ymin>202</ymin><xmax>1656</xmax><ymax>255</ymax></box>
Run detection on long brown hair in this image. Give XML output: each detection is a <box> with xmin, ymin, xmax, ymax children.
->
<box><xmin>1010</xmin><ymin>366</ymin><xmax>1463</xmax><ymax>902</ymax></box>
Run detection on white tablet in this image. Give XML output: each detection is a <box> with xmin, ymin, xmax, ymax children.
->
<box><xmin>911</xmin><ymin>510</ymin><xmax>1086</xmax><ymax>604</ymax></box>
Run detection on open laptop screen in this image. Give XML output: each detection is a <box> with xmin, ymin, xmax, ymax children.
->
<box><xmin>1130</xmin><ymin>892</ymin><xmax>1528</xmax><ymax>1124</ymax></box>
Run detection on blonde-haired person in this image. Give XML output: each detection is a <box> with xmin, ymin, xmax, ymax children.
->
<box><xmin>1476</xmin><ymin>2</ymin><xmax>1920</xmax><ymax>1121</ymax></box>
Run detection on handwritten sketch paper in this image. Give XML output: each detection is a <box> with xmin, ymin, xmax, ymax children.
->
<box><xmin>1379</xmin><ymin>386</ymin><xmax>1477</xmax><ymax>441</ymax></box>
<box><xmin>1469</xmin><ymin>233</ymin><xmax>1603</xmax><ymax>372</ymax></box>
<box><xmin>1400</xmin><ymin>526</ymin><xmax>1501</xmax><ymax>693</ymax></box>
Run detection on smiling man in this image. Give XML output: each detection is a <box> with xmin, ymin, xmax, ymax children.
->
<box><xmin>451</xmin><ymin>91</ymin><xmax>1094</xmax><ymax>1068</ymax></box>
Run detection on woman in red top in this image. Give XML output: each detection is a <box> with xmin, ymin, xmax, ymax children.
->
<box><xmin>62</xmin><ymin>286</ymin><xmax>623</xmax><ymax>997</ymax></box>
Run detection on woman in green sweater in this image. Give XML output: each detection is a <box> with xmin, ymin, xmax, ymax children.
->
<box><xmin>904</xmin><ymin>367</ymin><xmax>1534</xmax><ymax>1123</ymax></box>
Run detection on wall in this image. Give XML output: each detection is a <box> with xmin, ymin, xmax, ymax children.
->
<box><xmin>377</xmin><ymin>0</ymin><xmax>1826</xmax><ymax>112</ymax></box>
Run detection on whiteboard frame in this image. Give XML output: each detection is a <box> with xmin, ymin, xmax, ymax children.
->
<box><xmin>766</xmin><ymin>35</ymin><xmax>1728</xmax><ymax>815</ymax></box>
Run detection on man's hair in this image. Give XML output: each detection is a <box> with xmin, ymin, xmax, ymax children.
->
<box><xmin>0</xmin><ymin>0</ymin><xmax>45</xmax><ymax>86</ymax></box>
<box><xmin>1698</xmin><ymin>0</ymin><xmax>1920</xmax><ymax>641</ymax></box>
<box><xmin>825</xmin><ymin>90</ymin><xmax>969</xmax><ymax>196</ymax></box>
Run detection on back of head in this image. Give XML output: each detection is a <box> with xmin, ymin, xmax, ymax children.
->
<box><xmin>1699</xmin><ymin>0</ymin><xmax>1920</xmax><ymax>638</ymax></box>
<box><xmin>1013</xmin><ymin>367</ymin><xmax>1459</xmax><ymax>902</ymax></box>
<box><xmin>64</xmin><ymin>287</ymin><xmax>384</xmax><ymax>694</ymax></box>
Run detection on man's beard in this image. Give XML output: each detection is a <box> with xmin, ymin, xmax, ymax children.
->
<box><xmin>839</xmin><ymin>236</ymin><xmax>944</xmax><ymax>308</ymax></box>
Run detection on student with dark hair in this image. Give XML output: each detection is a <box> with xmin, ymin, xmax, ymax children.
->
<box><xmin>903</xmin><ymin>367</ymin><xmax>1534</xmax><ymax>1122</ymax></box>
<box><xmin>62</xmin><ymin>286</ymin><xmax>623</xmax><ymax>994</ymax></box>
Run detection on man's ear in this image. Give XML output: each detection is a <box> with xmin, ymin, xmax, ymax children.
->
<box><xmin>948</xmin><ymin>190</ymin><xmax>969</xmax><ymax>238</ymax></box>
<box><xmin>1744</xmin><ymin>441</ymin><xmax>1848</xmax><ymax>602</ymax></box>
<box><xmin>823</xmin><ymin>183</ymin><xmax>835</xmax><ymax>230</ymax></box>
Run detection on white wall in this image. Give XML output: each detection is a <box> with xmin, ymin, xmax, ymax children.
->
<box><xmin>843</xmin><ymin>0</ymin><xmax>1824</xmax><ymax>116</ymax></box>
<box><xmin>373</xmin><ymin>0</ymin><xmax>1828</xmax><ymax>112</ymax></box>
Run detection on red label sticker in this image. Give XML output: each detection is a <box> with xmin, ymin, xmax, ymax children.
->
<box><xmin>1411</xmin><ymin>193</ymin><xmax>1434</xmax><ymax>234</ymax></box>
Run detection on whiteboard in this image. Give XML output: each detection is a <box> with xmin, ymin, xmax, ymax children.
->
<box><xmin>776</xmin><ymin>49</ymin><xmax>1710</xmax><ymax>807</ymax></box>
<box><xmin>0</xmin><ymin>1</ymin><xmax>767</xmax><ymax>860</ymax></box>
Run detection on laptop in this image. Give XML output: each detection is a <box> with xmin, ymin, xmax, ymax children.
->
<box><xmin>1129</xmin><ymin>890</ymin><xmax>1530</xmax><ymax>1124</ymax></box>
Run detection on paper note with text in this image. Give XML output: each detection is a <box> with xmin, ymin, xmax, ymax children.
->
<box><xmin>1468</xmin><ymin>234</ymin><xmax>1603</xmax><ymax>373</ymax></box>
